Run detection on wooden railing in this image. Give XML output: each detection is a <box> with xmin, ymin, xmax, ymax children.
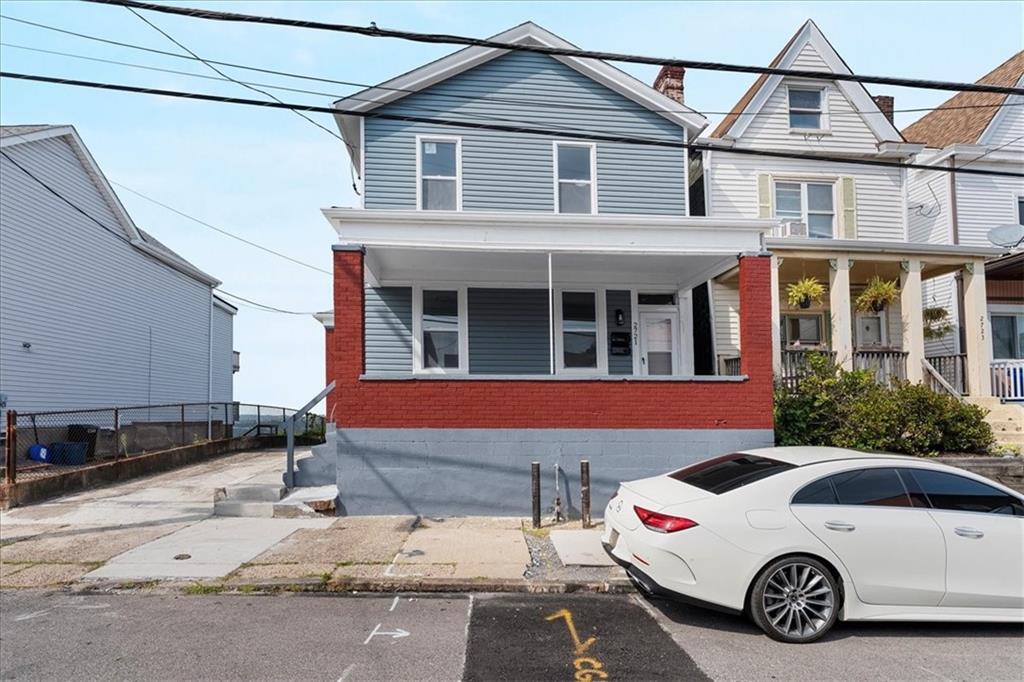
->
<box><xmin>926</xmin><ymin>354</ymin><xmax>967</xmax><ymax>395</ymax></box>
<box><xmin>779</xmin><ymin>349</ymin><xmax>836</xmax><ymax>390</ymax></box>
<box><xmin>923</xmin><ymin>358</ymin><xmax>964</xmax><ymax>401</ymax></box>
<box><xmin>853</xmin><ymin>350</ymin><xmax>908</xmax><ymax>387</ymax></box>
<box><xmin>992</xmin><ymin>360</ymin><xmax>1024</xmax><ymax>401</ymax></box>
<box><xmin>722</xmin><ymin>356</ymin><xmax>742</xmax><ymax>376</ymax></box>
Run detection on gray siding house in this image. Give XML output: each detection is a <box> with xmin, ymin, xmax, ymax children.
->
<box><xmin>313</xmin><ymin>23</ymin><xmax>777</xmax><ymax>515</ymax></box>
<box><xmin>0</xmin><ymin>125</ymin><xmax>236</xmax><ymax>417</ymax></box>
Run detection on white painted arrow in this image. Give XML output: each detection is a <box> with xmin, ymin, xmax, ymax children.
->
<box><xmin>363</xmin><ymin>623</ymin><xmax>411</xmax><ymax>644</ymax></box>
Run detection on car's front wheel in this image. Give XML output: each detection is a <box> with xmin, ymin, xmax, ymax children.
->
<box><xmin>749</xmin><ymin>556</ymin><xmax>839</xmax><ymax>643</ymax></box>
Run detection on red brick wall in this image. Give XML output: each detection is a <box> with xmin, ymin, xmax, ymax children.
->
<box><xmin>328</xmin><ymin>249</ymin><xmax>774</xmax><ymax>430</ymax></box>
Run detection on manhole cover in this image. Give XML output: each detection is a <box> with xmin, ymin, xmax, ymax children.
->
<box><xmin>174</xmin><ymin>553</ymin><xmax>192</xmax><ymax>561</ymax></box>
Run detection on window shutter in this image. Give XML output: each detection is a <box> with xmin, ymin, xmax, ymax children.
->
<box><xmin>839</xmin><ymin>177</ymin><xmax>857</xmax><ymax>239</ymax></box>
<box><xmin>757</xmin><ymin>174</ymin><xmax>772</xmax><ymax>218</ymax></box>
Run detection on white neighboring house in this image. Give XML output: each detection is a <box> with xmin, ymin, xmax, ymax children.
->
<box><xmin>688</xmin><ymin>20</ymin><xmax>1003</xmax><ymax>399</ymax></box>
<box><xmin>0</xmin><ymin>125</ymin><xmax>237</xmax><ymax>418</ymax></box>
<box><xmin>903</xmin><ymin>52</ymin><xmax>1024</xmax><ymax>401</ymax></box>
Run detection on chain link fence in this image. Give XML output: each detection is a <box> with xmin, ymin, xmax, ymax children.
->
<box><xmin>2</xmin><ymin>402</ymin><xmax>324</xmax><ymax>483</ymax></box>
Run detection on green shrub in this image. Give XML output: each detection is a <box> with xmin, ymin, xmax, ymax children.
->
<box><xmin>774</xmin><ymin>353</ymin><xmax>994</xmax><ymax>456</ymax></box>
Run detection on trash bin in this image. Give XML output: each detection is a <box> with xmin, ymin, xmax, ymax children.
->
<box><xmin>49</xmin><ymin>441</ymin><xmax>88</xmax><ymax>466</ymax></box>
<box><xmin>67</xmin><ymin>424</ymin><xmax>99</xmax><ymax>460</ymax></box>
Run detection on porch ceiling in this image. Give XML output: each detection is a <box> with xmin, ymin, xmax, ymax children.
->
<box><xmin>774</xmin><ymin>255</ymin><xmax>977</xmax><ymax>285</ymax></box>
<box><xmin>365</xmin><ymin>246</ymin><xmax>738</xmax><ymax>289</ymax></box>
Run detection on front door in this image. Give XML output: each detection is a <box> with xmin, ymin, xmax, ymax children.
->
<box><xmin>639</xmin><ymin>312</ymin><xmax>680</xmax><ymax>376</ymax></box>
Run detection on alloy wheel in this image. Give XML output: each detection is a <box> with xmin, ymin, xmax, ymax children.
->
<box><xmin>761</xmin><ymin>562</ymin><xmax>835</xmax><ymax>639</ymax></box>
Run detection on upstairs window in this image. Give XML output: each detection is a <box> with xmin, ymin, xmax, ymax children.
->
<box><xmin>555</xmin><ymin>142</ymin><xmax>596</xmax><ymax>214</ymax></box>
<box><xmin>788</xmin><ymin>87</ymin><xmax>825</xmax><ymax>130</ymax></box>
<box><xmin>417</xmin><ymin>137</ymin><xmax>460</xmax><ymax>211</ymax></box>
<box><xmin>775</xmin><ymin>181</ymin><xmax>835</xmax><ymax>238</ymax></box>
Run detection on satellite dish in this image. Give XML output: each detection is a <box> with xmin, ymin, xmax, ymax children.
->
<box><xmin>987</xmin><ymin>223</ymin><xmax>1024</xmax><ymax>248</ymax></box>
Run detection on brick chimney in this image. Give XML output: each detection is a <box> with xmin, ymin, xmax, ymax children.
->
<box><xmin>654</xmin><ymin>65</ymin><xmax>685</xmax><ymax>104</ymax></box>
<box><xmin>872</xmin><ymin>95</ymin><xmax>894</xmax><ymax>124</ymax></box>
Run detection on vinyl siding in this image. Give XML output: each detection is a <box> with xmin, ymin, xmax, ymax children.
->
<box><xmin>712</xmin><ymin>280</ymin><xmax>741</xmax><ymax>358</ymax></box>
<box><xmin>364</xmin><ymin>287</ymin><xmax>413</xmax><ymax>373</ymax></box>
<box><xmin>364</xmin><ymin>51</ymin><xmax>687</xmax><ymax>215</ymax></box>
<box><xmin>955</xmin><ymin>162</ymin><xmax>1024</xmax><ymax>248</ymax></box>
<box><xmin>982</xmin><ymin>94</ymin><xmax>1024</xmax><ymax>150</ymax></box>
<box><xmin>733</xmin><ymin>44</ymin><xmax>880</xmax><ymax>155</ymax></box>
<box><xmin>707</xmin><ymin>151</ymin><xmax>905</xmax><ymax>241</ymax></box>
<box><xmin>211</xmin><ymin>304</ymin><xmax>234</xmax><ymax>403</ymax></box>
<box><xmin>907</xmin><ymin>165</ymin><xmax>952</xmax><ymax>245</ymax></box>
<box><xmin>605</xmin><ymin>289</ymin><xmax>632</xmax><ymax>374</ymax></box>
<box><xmin>0</xmin><ymin>136</ymin><xmax>222</xmax><ymax>415</ymax></box>
<box><xmin>468</xmin><ymin>288</ymin><xmax>550</xmax><ymax>374</ymax></box>
<box><xmin>923</xmin><ymin>274</ymin><xmax>960</xmax><ymax>356</ymax></box>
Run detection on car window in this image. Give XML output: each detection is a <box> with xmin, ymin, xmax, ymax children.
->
<box><xmin>828</xmin><ymin>468</ymin><xmax>913</xmax><ymax>507</ymax></box>
<box><xmin>669</xmin><ymin>454</ymin><xmax>795</xmax><ymax>495</ymax></box>
<box><xmin>904</xmin><ymin>469</ymin><xmax>1024</xmax><ymax>516</ymax></box>
<box><xmin>791</xmin><ymin>477</ymin><xmax>838</xmax><ymax>505</ymax></box>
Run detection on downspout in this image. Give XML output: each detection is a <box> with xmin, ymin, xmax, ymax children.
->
<box><xmin>208</xmin><ymin>287</ymin><xmax>213</xmax><ymax>440</ymax></box>
<box><xmin>949</xmin><ymin>155</ymin><xmax>966</xmax><ymax>353</ymax></box>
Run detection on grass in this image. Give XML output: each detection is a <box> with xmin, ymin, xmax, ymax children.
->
<box><xmin>181</xmin><ymin>582</ymin><xmax>224</xmax><ymax>595</ymax></box>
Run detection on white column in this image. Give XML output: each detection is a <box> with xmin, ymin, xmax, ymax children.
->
<box><xmin>548</xmin><ymin>252</ymin><xmax>555</xmax><ymax>375</ymax></box>
<box><xmin>900</xmin><ymin>259</ymin><xmax>925</xmax><ymax>384</ymax></box>
<box><xmin>963</xmin><ymin>260</ymin><xmax>992</xmax><ymax>397</ymax></box>
<box><xmin>829</xmin><ymin>256</ymin><xmax>854</xmax><ymax>370</ymax></box>
<box><xmin>770</xmin><ymin>255</ymin><xmax>782</xmax><ymax>377</ymax></box>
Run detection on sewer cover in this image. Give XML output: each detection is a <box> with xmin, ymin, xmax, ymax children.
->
<box><xmin>173</xmin><ymin>553</ymin><xmax>192</xmax><ymax>561</ymax></box>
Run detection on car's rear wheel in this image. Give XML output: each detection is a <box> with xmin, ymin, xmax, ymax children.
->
<box><xmin>749</xmin><ymin>556</ymin><xmax>839</xmax><ymax>643</ymax></box>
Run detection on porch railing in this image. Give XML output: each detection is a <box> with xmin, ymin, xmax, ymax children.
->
<box><xmin>923</xmin><ymin>359</ymin><xmax>964</xmax><ymax>401</ymax></box>
<box><xmin>992</xmin><ymin>360</ymin><xmax>1024</xmax><ymax>402</ymax></box>
<box><xmin>779</xmin><ymin>349</ymin><xmax>836</xmax><ymax>390</ymax></box>
<box><xmin>853</xmin><ymin>350</ymin><xmax>908</xmax><ymax>387</ymax></box>
<box><xmin>926</xmin><ymin>354</ymin><xmax>967</xmax><ymax>395</ymax></box>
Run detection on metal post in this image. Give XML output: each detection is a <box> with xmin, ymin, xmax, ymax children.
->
<box><xmin>531</xmin><ymin>461</ymin><xmax>541</xmax><ymax>529</ymax></box>
<box><xmin>4</xmin><ymin>410</ymin><xmax>16</xmax><ymax>485</ymax></box>
<box><xmin>224</xmin><ymin>403</ymin><xmax>229</xmax><ymax>439</ymax></box>
<box><xmin>113</xmin><ymin>408</ymin><xmax>120</xmax><ymax>459</ymax></box>
<box><xmin>256</xmin><ymin>404</ymin><xmax>262</xmax><ymax>435</ymax></box>
<box><xmin>180</xmin><ymin>404</ymin><xmax>186</xmax><ymax>447</ymax></box>
<box><xmin>580</xmin><ymin>460</ymin><xmax>591</xmax><ymax>529</ymax></box>
<box><xmin>285</xmin><ymin>417</ymin><xmax>295</xmax><ymax>489</ymax></box>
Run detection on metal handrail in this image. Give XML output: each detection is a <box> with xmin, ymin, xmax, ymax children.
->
<box><xmin>13</xmin><ymin>401</ymin><xmax>297</xmax><ymax>419</ymax></box>
<box><xmin>285</xmin><ymin>381</ymin><xmax>336</xmax><ymax>488</ymax></box>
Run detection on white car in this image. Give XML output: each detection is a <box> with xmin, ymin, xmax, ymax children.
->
<box><xmin>602</xmin><ymin>446</ymin><xmax>1024</xmax><ymax>643</ymax></box>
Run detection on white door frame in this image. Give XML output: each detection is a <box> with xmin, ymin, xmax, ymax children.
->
<box><xmin>638</xmin><ymin>308</ymin><xmax>682</xmax><ymax>376</ymax></box>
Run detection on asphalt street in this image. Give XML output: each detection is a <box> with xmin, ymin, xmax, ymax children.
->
<box><xmin>1</xmin><ymin>591</ymin><xmax>1022</xmax><ymax>681</ymax></box>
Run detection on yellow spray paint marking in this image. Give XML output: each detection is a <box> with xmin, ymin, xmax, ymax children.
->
<box><xmin>545</xmin><ymin>608</ymin><xmax>596</xmax><ymax>655</ymax></box>
<box><xmin>545</xmin><ymin>608</ymin><xmax>609</xmax><ymax>679</ymax></box>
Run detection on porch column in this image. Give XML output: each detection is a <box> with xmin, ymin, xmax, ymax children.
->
<box><xmin>963</xmin><ymin>259</ymin><xmax>992</xmax><ymax>397</ymax></box>
<box><xmin>770</xmin><ymin>255</ymin><xmax>782</xmax><ymax>377</ymax></box>
<box><xmin>331</xmin><ymin>244</ymin><xmax>366</xmax><ymax>425</ymax></box>
<box><xmin>900</xmin><ymin>259</ymin><xmax>925</xmax><ymax>384</ymax></box>
<box><xmin>829</xmin><ymin>256</ymin><xmax>854</xmax><ymax>370</ymax></box>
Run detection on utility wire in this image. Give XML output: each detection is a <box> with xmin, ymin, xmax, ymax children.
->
<box><xmin>4</xmin><ymin>70</ymin><xmax>1023</xmax><ymax>179</ymax></box>
<box><xmin>4</xmin><ymin>15</ymin><xmax>1024</xmax><ymax>119</ymax></box>
<box><xmin>84</xmin><ymin>0</ymin><xmax>1024</xmax><ymax>96</ymax></box>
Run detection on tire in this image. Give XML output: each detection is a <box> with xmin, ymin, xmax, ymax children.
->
<box><xmin>749</xmin><ymin>556</ymin><xmax>840</xmax><ymax>643</ymax></box>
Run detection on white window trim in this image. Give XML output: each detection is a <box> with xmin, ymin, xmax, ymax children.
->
<box><xmin>782</xmin><ymin>313</ymin><xmax>827</xmax><ymax>347</ymax></box>
<box><xmin>415</xmin><ymin>135</ymin><xmax>462</xmax><ymax>211</ymax></box>
<box><xmin>553</xmin><ymin>287</ymin><xmax>608</xmax><ymax>374</ymax></box>
<box><xmin>786</xmin><ymin>85</ymin><xmax>830</xmax><ymax>134</ymax></box>
<box><xmin>552</xmin><ymin>141</ymin><xmax>598</xmax><ymax>215</ymax></box>
<box><xmin>411</xmin><ymin>285</ymin><xmax>469</xmax><ymax>374</ymax></box>
<box><xmin>773</xmin><ymin>179</ymin><xmax>837</xmax><ymax>239</ymax></box>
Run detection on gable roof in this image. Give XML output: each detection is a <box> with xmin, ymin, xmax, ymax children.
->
<box><xmin>333</xmin><ymin>21</ymin><xmax>708</xmax><ymax>173</ymax></box>
<box><xmin>902</xmin><ymin>51</ymin><xmax>1024</xmax><ymax>148</ymax></box>
<box><xmin>1</xmin><ymin>125</ymin><xmax>219</xmax><ymax>286</ymax></box>
<box><xmin>709</xmin><ymin>20</ymin><xmax>903</xmax><ymax>143</ymax></box>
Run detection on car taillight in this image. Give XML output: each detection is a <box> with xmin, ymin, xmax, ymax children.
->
<box><xmin>634</xmin><ymin>506</ymin><xmax>698</xmax><ymax>533</ymax></box>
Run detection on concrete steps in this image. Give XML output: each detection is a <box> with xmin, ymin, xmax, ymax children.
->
<box><xmin>976</xmin><ymin>400</ymin><xmax>1024</xmax><ymax>450</ymax></box>
<box><xmin>289</xmin><ymin>425</ymin><xmax>338</xmax><ymax>487</ymax></box>
<box><xmin>213</xmin><ymin>484</ymin><xmax>287</xmax><ymax>517</ymax></box>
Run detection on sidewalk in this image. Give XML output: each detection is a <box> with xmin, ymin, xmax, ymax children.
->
<box><xmin>0</xmin><ymin>449</ymin><xmax>628</xmax><ymax>593</ymax></box>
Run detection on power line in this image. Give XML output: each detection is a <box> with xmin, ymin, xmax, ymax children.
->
<box><xmin>4</xmin><ymin>14</ymin><xmax>1024</xmax><ymax>121</ymax></box>
<box><xmin>4</xmin><ymin>70</ymin><xmax>1023</xmax><ymax>179</ymax></box>
<box><xmin>1</xmin><ymin>146</ymin><xmax>320</xmax><ymax>315</ymax></box>
<box><xmin>215</xmin><ymin>290</ymin><xmax>320</xmax><ymax>315</ymax></box>
<box><xmin>84</xmin><ymin>0</ymin><xmax>1024</xmax><ymax>96</ymax></box>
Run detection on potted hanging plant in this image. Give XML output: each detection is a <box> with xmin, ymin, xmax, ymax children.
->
<box><xmin>856</xmin><ymin>276</ymin><xmax>899</xmax><ymax>313</ymax></box>
<box><xmin>923</xmin><ymin>306</ymin><xmax>954</xmax><ymax>340</ymax></box>
<box><xmin>786</xmin><ymin>276</ymin><xmax>826</xmax><ymax>309</ymax></box>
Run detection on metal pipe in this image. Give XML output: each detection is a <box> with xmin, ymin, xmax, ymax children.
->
<box><xmin>180</xmin><ymin>404</ymin><xmax>186</xmax><ymax>447</ymax></box>
<box><xmin>113</xmin><ymin>407</ymin><xmax>120</xmax><ymax>459</ymax></box>
<box><xmin>552</xmin><ymin>462</ymin><xmax>564</xmax><ymax>523</ymax></box>
<box><xmin>531</xmin><ymin>461</ymin><xmax>541</xmax><ymax>529</ymax></box>
<box><xmin>4</xmin><ymin>410</ymin><xmax>16</xmax><ymax>485</ymax></box>
<box><xmin>581</xmin><ymin>459</ymin><xmax>591</xmax><ymax>528</ymax></box>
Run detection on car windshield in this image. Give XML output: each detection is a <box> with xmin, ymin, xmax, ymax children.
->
<box><xmin>669</xmin><ymin>454</ymin><xmax>796</xmax><ymax>495</ymax></box>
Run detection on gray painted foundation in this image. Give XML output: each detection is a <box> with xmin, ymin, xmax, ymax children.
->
<box><xmin>312</xmin><ymin>428</ymin><xmax>774</xmax><ymax>516</ymax></box>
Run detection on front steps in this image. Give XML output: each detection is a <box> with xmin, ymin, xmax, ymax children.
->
<box><xmin>213</xmin><ymin>483</ymin><xmax>339</xmax><ymax>518</ymax></box>
<box><xmin>970</xmin><ymin>398</ymin><xmax>1024</xmax><ymax>449</ymax></box>
<box><xmin>289</xmin><ymin>425</ymin><xmax>338</xmax><ymax>487</ymax></box>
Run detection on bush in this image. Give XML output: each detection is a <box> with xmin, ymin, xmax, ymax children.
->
<box><xmin>774</xmin><ymin>353</ymin><xmax>994</xmax><ymax>456</ymax></box>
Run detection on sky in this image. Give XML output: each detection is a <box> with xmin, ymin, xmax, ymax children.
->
<box><xmin>2</xmin><ymin>1</ymin><xmax>1021</xmax><ymax>409</ymax></box>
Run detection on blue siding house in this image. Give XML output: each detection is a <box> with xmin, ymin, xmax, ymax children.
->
<box><xmin>313</xmin><ymin>23</ymin><xmax>777</xmax><ymax>515</ymax></box>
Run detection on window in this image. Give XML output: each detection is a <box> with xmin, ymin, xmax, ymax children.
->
<box><xmin>669</xmin><ymin>454</ymin><xmax>796</xmax><ymax>495</ymax></box>
<box><xmin>856</xmin><ymin>313</ymin><xmax>884</xmax><ymax>347</ymax></box>
<box><xmin>560</xmin><ymin>291</ymin><xmax>599</xmax><ymax>369</ymax></box>
<box><xmin>788</xmin><ymin>88</ymin><xmax>825</xmax><ymax>130</ymax></box>
<box><xmin>554</xmin><ymin>142</ymin><xmax>595</xmax><ymax>214</ymax></box>
<box><xmin>992</xmin><ymin>314</ymin><xmax>1024</xmax><ymax>359</ymax></box>
<box><xmin>1018</xmin><ymin>196</ymin><xmax>1024</xmax><ymax>225</ymax></box>
<box><xmin>792</xmin><ymin>477</ymin><xmax>839</xmax><ymax>505</ymax></box>
<box><xmin>828</xmin><ymin>468</ymin><xmax>913</xmax><ymax>507</ymax></box>
<box><xmin>417</xmin><ymin>137</ymin><xmax>460</xmax><ymax>210</ymax></box>
<box><xmin>774</xmin><ymin>181</ymin><xmax>834</xmax><ymax>238</ymax></box>
<box><xmin>782</xmin><ymin>315</ymin><xmax>823</xmax><ymax>346</ymax></box>
<box><xmin>904</xmin><ymin>469</ymin><xmax>1024</xmax><ymax>515</ymax></box>
<box><xmin>413</xmin><ymin>288</ymin><xmax>466</xmax><ymax>373</ymax></box>
<box><xmin>638</xmin><ymin>293</ymin><xmax>676</xmax><ymax>306</ymax></box>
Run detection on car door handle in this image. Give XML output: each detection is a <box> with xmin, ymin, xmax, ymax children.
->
<box><xmin>824</xmin><ymin>521</ymin><xmax>856</xmax><ymax>532</ymax></box>
<box><xmin>954</xmin><ymin>526</ymin><xmax>985</xmax><ymax>539</ymax></box>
